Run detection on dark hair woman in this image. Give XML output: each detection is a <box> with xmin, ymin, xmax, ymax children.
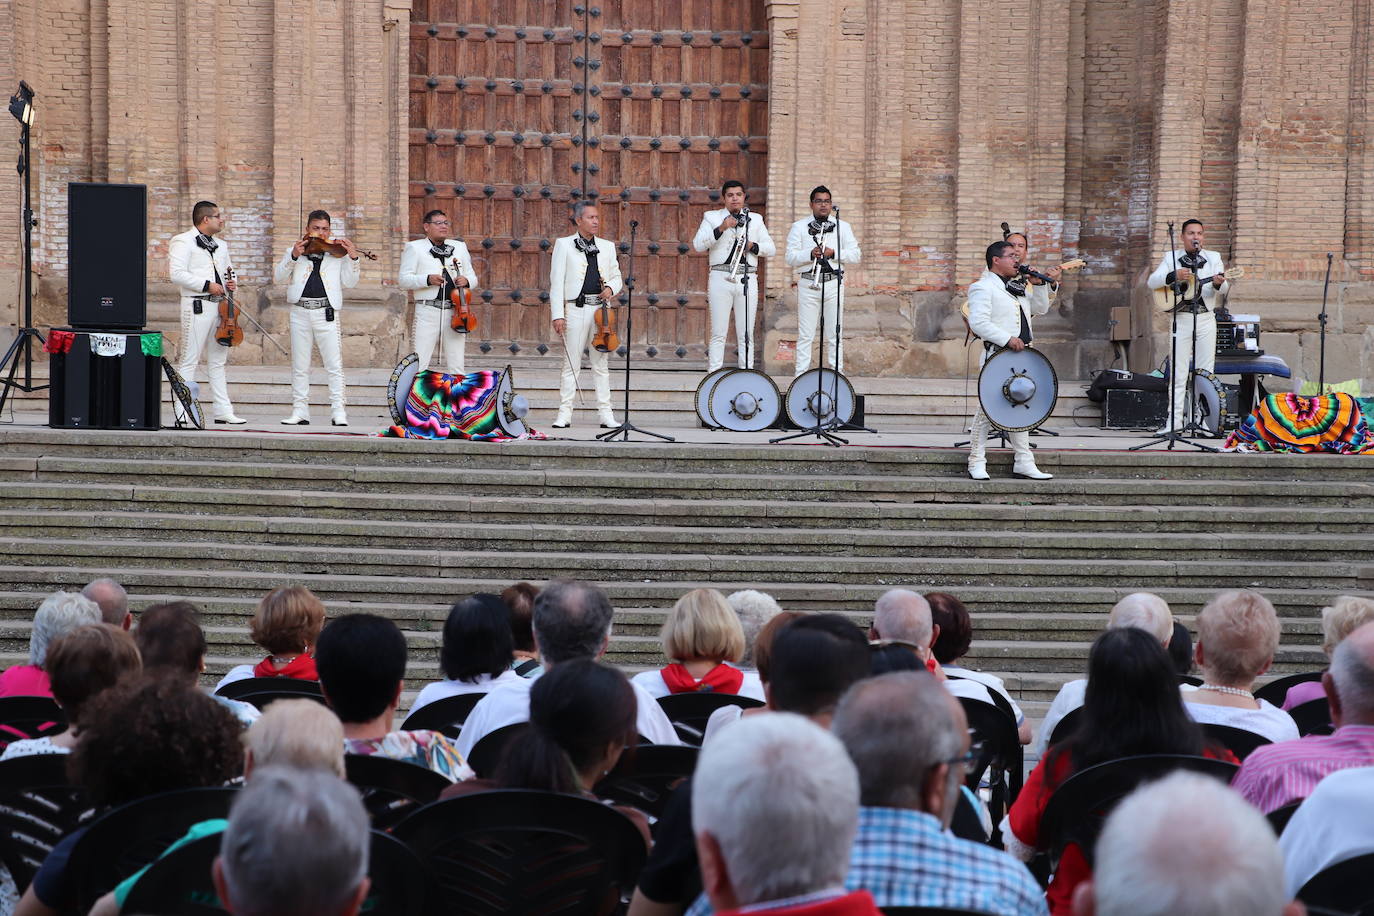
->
<box><xmin>409</xmin><ymin>594</ymin><xmax>519</xmax><ymax>715</ymax></box>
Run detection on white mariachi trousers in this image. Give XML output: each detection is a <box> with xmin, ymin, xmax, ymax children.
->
<box><xmin>1166</xmin><ymin>309</ymin><xmax>1217</xmax><ymax>429</ymax></box>
<box><xmin>966</xmin><ymin>409</ymin><xmax>1034</xmax><ymax>469</ymax></box>
<box><xmin>558</xmin><ymin>301</ymin><xmax>614</xmax><ymax>419</ymax></box>
<box><xmin>176</xmin><ymin>298</ymin><xmax>233</xmax><ymax>418</ymax></box>
<box><xmin>794</xmin><ymin>274</ymin><xmax>843</xmax><ymax>376</ymax></box>
<box><xmin>413</xmin><ymin>303</ymin><xmax>466</xmax><ymax>375</ymax></box>
<box><xmin>707</xmin><ymin>271</ymin><xmax>758</xmax><ymax>372</ymax></box>
<box><xmin>288</xmin><ymin>305</ymin><xmax>346</xmax><ymax>416</ymax></box>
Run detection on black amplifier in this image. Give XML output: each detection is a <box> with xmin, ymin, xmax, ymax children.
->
<box><xmin>1103</xmin><ymin>388</ymin><xmax>1167</xmax><ymax>430</ymax></box>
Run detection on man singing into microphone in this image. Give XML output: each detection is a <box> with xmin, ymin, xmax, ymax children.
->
<box><xmin>1146</xmin><ymin>218</ymin><xmax>1228</xmax><ymax>433</ymax></box>
<box><xmin>784</xmin><ymin>186</ymin><xmax>861</xmax><ymax>377</ymax></box>
<box><xmin>692</xmin><ymin>180</ymin><xmax>776</xmax><ymax>372</ymax></box>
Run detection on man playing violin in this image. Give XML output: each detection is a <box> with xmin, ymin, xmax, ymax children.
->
<box><xmin>168</xmin><ymin>200</ymin><xmax>244</xmax><ymax>424</ymax></box>
<box><xmin>398</xmin><ymin>209</ymin><xmax>479</xmax><ymax>375</ymax></box>
<box><xmin>274</xmin><ymin>209</ymin><xmax>360</xmax><ymax>426</ymax></box>
<box><xmin>549</xmin><ymin>201</ymin><xmax>624</xmax><ymax>429</ymax></box>
<box><xmin>1145</xmin><ymin>218</ymin><xmax>1229</xmax><ymax>433</ymax></box>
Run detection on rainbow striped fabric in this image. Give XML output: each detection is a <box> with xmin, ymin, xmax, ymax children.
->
<box><xmin>383</xmin><ymin>369</ymin><xmax>537</xmax><ymax>441</ymax></box>
<box><xmin>1224</xmin><ymin>392</ymin><xmax>1374</xmax><ymax>454</ymax></box>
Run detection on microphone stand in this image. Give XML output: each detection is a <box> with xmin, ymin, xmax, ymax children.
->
<box><xmin>1317</xmin><ymin>252</ymin><xmax>1332</xmax><ymax>394</ymax></box>
<box><xmin>772</xmin><ymin>211</ymin><xmax>846</xmax><ymax>446</ymax></box>
<box><xmin>598</xmin><ymin>219</ymin><xmax>674</xmax><ymax>442</ymax></box>
<box><xmin>830</xmin><ymin>207</ymin><xmax>875</xmax><ymax>434</ymax></box>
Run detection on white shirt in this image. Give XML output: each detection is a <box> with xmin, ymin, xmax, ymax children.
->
<box><xmin>691</xmin><ymin>208</ymin><xmax>777</xmax><ymax>269</ymax></box>
<box><xmin>215</xmin><ymin>665</ymin><xmax>256</xmax><ymax>692</ymax></box>
<box><xmin>1036</xmin><ymin>678</ymin><xmax>1088</xmax><ymax>755</ymax></box>
<box><xmin>410</xmin><ymin>669</ymin><xmax>524</xmax><ymax>714</ymax></box>
<box><xmin>966</xmin><ymin>269</ymin><xmax>1051</xmax><ymax>349</ymax></box>
<box><xmin>1280</xmin><ymin>765</ymin><xmax>1374</xmax><ymax>897</ymax></box>
<box><xmin>398</xmin><ymin>236</ymin><xmax>479</xmax><ymax>301</ymax></box>
<box><xmin>548</xmin><ymin>234</ymin><xmax>625</xmax><ymax>321</ymax></box>
<box><xmin>944</xmin><ymin>665</ymin><xmax>1026</xmax><ymax>726</ymax></box>
<box><xmin>944</xmin><ymin>677</ymin><xmax>997</xmax><ymax>708</ymax></box>
<box><xmin>1184</xmin><ymin>698</ymin><xmax>1299</xmax><ymax>744</ymax></box>
<box><xmin>274</xmin><ymin>246</ymin><xmax>361</xmax><ymax>308</ymax></box>
<box><xmin>0</xmin><ymin>736</ymin><xmax>68</xmax><ymax>760</ymax></box>
<box><xmin>783</xmin><ymin>217</ymin><xmax>861</xmax><ymax>274</ymax></box>
<box><xmin>630</xmin><ymin>666</ymin><xmax>766</xmax><ymax>703</ymax></box>
<box><xmin>1145</xmin><ymin>247</ymin><xmax>1229</xmax><ymax>306</ymax></box>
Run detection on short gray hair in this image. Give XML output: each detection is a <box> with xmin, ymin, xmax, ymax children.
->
<box><xmin>872</xmin><ymin>589</ymin><xmax>932</xmax><ymax>647</ymax></box>
<box><xmin>219</xmin><ymin>766</ymin><xmax>370</xmax><ymax>916</ymax></box>
<box><xmin>1109</xmin><ymin>593</ymin><xmax>1173</xmax><ymax>645</ymax></box>
<box><xmin>832</xmin><ymin>672</ymin><xmax>962</xmax><ymax>809</ymax></box>
<box><xmin>1093</xmin><ymin>771</ymin><xmax>1287</xmax><ymax>916</ymax></box>
<box><xmin>30</xmin><ymin>591</ymin><xmax>102</xmax><ymax>666</ymax></box>
<box><xmin>532</xmin><ymin>579</ymin><xmax>615</xmax><ymax>666</ymax></box>
<box><xmin>82</xmin><ymin>578</ymin><xmax>129</xmax><ymax>626</ymax></box>
<box><xmin>692</xmin><ymin>712</ymin><xmax>858</xmax><ymax>906</ymax></box>
<box><xmin>1196</xmin><ymin>590</ymin><xmax>1281</xmax><ymax>686</ymax></box>
<box><xmin>726</xmin><ymin>590</ymin><xmax>782</xmax><ymax>666</ymax></box>
<box><xmin>570</xmin><ymin>200</ymin><xmax>598</xmax><ymax>222</ymax></box>
<box><xmin>1329</xmin><ymin>621</ymin><xmax>1374</xmax><ymax>719</ymax></box>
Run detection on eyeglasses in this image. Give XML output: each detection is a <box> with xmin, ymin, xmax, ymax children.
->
<box><xmin>426</xmin><ymin>219</ymin><xmax>451</xmax><ymax>226</ymax></box>
<box><xmin>868</xmin><ymin>639</ymin><xmax>924</xmax><ymax>652</ymax></box>
<box><xmin>946</xmin><ymin>740</ymin><xmax>984</xmax><ymax>770</ymax></box>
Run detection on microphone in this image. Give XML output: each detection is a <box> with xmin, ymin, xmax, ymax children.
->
<box><xmin>630</xmin><ymin>220</ymin><xmax>639</xmax><ymax>229</ymax></box>
<box><xmin>1017</xmin><ymin>263</ymin><xmax>1054</xmax><ymax>284</ymax></box>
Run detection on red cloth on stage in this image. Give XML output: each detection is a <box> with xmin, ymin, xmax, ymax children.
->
<box><xmin>717</xmin><ymin>890</ymin><xmax>882</xmax><ymax>916</ymax></box>
<box><xmin>251</xmin><ymin>653</ymin><xmax>318</xmax><ymax>680</ymax></box>
<box><xmin>44</xmin><ymin>331</ymin><xmax>75</xmax><ymax>355</ymax></box>
<box><xmin>661</xmin><ymin>662</ymin><xmax>744</xmax><ymax>695</ymax></box>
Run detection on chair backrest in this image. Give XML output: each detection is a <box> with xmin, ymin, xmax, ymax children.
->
<box><xmin>0</xmin><ymin>696</ymin><xmax>67</xmax><ymax>751</ymax></box>
<box><xmin>957</xmin><ymin>697</ymin><xmax>1024</xmax><ymax>814</ymax></box>
<box><xmin>1179</xmin><ymin>674</ymin><xmax>1203</xmax><ymax>687</ymax></box>
<box><xmin>344</xmin><ymin>753</ymin><xmax>452</xmax><ymax>829</ymax></box>
<box><xmin>466</xmin><ymin>722</ymin><xmax>532</xmax><ymax>779</ymax></box>
<box><xmin>1290</xmin><ymin>697</ymin><xmax>1335</xmax><ymax>736</ymax></box>
<box><xmin>1201</xmin><ymin>723</ymin><xmax>1273</xmax><ymax>761</ymax></box>
<box><xmin>1039</xmin><ymin>754</ymin><xmax>1239</xmax><ymax>868</ymax></box>
<box><xmin>656</xmin><ymin>693</ymin><xmax>765</xmax><ymax>746</ymax></box>
<box><xmin>401</xmin><ymin>693</ymin><xmax>486</xmax><ymax>740</ymax></box>
<box><xmin>393</xmin><ymin>788</ymin><xmax>647</xmax><ymax>916</ymax></box>
<box><xmin>64</xmin><ymin>786</ymin><xmax>239</xmax><ymax>914</ymax></box>
<box><xmin>1253</xmin><ymin>670</ymin><xmax>1325</xmax><ymax>707</ymax></box>
<box><xmin>1048</xmin><ymin>706</ymin><xmax>1083</xmax><ymax>748</ymax></box>
<box><xmin>213</xmin><ymin>677</ymin><xmax>324</xmax><ymax>702</ymax></box>
<box><xmin>1297</xmin><ymin>852</ymin><xmax>1374</xmax><ymax>914</ymax></box>
<box><xmin>1266</xmin><ymin>800</ymin><xmax>1302</xmax><ymax>836</ymax></box>
<box><xmin>594</xmin><ymin>745</ymin><xmax>699</xmax><ymax>822</ymax></box>
<box><xmin>0</xmin><ymin>754</ymin><xmax>94</xmax><ymax>893</ymax></box>
<box><xmin>944</xmin><ymin>674</ymin><xmax>1019</xmax><ymax>723</ymax></box>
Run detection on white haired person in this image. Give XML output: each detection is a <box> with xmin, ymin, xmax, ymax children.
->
<box><xmin>633</xmin><ymin>589</ymin><xmax>763</xmax><ymax>700</ymax></box>
<box><xmin>725</xmin><ymin>589</ymin><xmax>782</xmax><ymax>670</ymax></box>
<box><xmin>1282</xmin><ymin>595</ymin><xmax>1374</xmax><ymax>710</ymax></box>
<box><xmin>1185</xmin><ymin>590</ymin><xmax>1297</xmax><ymax>743</ymax></box>
<box><xmin>1071</xmin><ymin>772</ymin><xmax>1303</xmax><ymax>916</ymax></box>
<box><xmin>868</xmin><ymin>589</ymin><xmax>1002</xmax><ymax>714</ymax></box>
<box><xmin>0</xmin><ymin>591</ymin><xmax>102</xmax><ymax>698</ymax></box>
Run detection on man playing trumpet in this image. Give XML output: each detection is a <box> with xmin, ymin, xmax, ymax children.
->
<box><xmin>784</xmin><ymin>185</ymin><xmax>861</xmax><ymax>376</ymax></box>
<box><xmin>692</xmin><ymin>180</ymin><xmax>776</xmax><ymax>372</ymax></box>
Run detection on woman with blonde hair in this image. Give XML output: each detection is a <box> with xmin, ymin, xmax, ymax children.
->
<box><xmin>216</xmin><ymin>586</ymin><xmax>326</xmax><ymax>690</ymax></box>
<box><xmin>631</xmin><ymin>588</ymin><xmax>763</xmax><ymax>700</ymax></box>
<box><xmin>1282</xmin><ymin>596</ymin><xmax>1374</xmax><ymax>710</ymax></box>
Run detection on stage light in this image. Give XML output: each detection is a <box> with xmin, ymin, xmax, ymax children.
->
<box><xmin>9</xmin><ymin>81</ymin><xmax>34</xmax><ymax>128</ymax></box>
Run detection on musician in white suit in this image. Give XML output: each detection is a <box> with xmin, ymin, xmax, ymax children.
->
<box><xmin>784</xmin><ymin>186</ymin><xmax>861</xmax><ymax>376</ymax></box>
<box><xmin>692</xmin><ymin>180</ymin><xmax>777</xmax><ymax>371</ymax></box>
<box><xmin>1145</xmin><ymin>218</ymin><xmax>1229</xmax><ymax>433</ymax></box>
<box><xmin>398</xmin><ymin>209</ymin><xmax>479</xmax><ymax>375</ymax></box>
<box><xmin>274</xmin><ymin>210</ymin><xmax>360</xmax><ymax>426</ymax></box>
<box><xmin>168</xmin><ymin>200</ymin><xmax>242</xmax><ymax>424</ymax></box>
<box><xmin>549</xmin><ymin>202</ymin><xmax>624</xmax><ymax>429</ymax></box>
<box><xmin>965</xmin><ymin>239</ymin><xmax>1053</xmax><ymax>481</ymax></box>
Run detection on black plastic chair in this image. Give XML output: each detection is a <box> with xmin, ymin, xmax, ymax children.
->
<box><xmin>401</xmin><ymin>693</ymin><xmax>486</xmax><ymax>740</ymax></box>
<box><xmin>121</xmin><ymin>826</ymin><xmax>436</xmax><ymax>916</ymax></box>
<box><xmin>1253</xmin><ymin>670</ymin><xmax>1324</xmax><ymax>707</ymax></box>
<box><xmin>1266</xmin><ymin>800</ymin><xmax>1302</xmax><ymax>835</ymax></box>
<box><xmin>1047</xmin><ymin>706</ymin><xmax>1083</xmax><ymax>747</ymax></box>
<box><xmin>1290</xmin><ymin>697</ymin><xmax>1335</xmax><ymax>736</ymax></box>
<box><xmin>0</xmin><ymin>753</ymin><xmax>94</xmax><ymax>893</ymax></box>
<box><xmin>594</xmin><ymin>745</ymin><xmax>699</xmax><ymax>823</ymax></box>
<box><xmin>1201</xmin><ymin>723</ymin><xmax>1273</xmax><ymax>761</ymax></box>
<box><xmin>656</xmin><ymin>693</ymin><xmax>764</xmax><ymax>746</ymax></box>
<box><xmin>393</xmin><ymin>789</ymin><xmax>647</xmax><ymax>916</ymax></box>
<box><xmin>1296</xmin><ymin>852</ymin><xmax>1374</xmax><ymax>915</ymax></box>
<box><xmin>466</xmin><ymin>722</ymin><xmax>531</xmax><ymax>779</ymax></box>
<box><xmin>958</xmin><ymin>696</ymin><xmax>1023</xmax><ymax>827</ymax></box>
<box><xmin>64</xmin><ymin>786</ymin><xmax>239</xmax><ymax>915</ymax></box>
<box><xmin>1038</xmin><ymin>754</ymin><xmax>1238</xmax><ymax>869</ymax></box>
<box><xmin>0</xmin><ymin>696</ymin><xmax>66</xmax><ymax>751</ymax></box>
<box><xmin>1179</xmin><ymin>673</ymin><xmax>1203</xmax><ymax>687</ymax></box>
<box><xmin>214</xmin><ymin>677</ymin><xmax>324</xmax><ymax>701</ymax></box>
<box><xmin>944</xmin><ymin>674</ymin><xmax>1019</xmax><ymax>724</ymax></box>
<box><xmin>344</xmin><ymin>753</ymin><xmax>452</xmax><ymax>829</ymax></box>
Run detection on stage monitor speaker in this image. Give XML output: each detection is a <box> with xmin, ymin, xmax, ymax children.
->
<box><xmin>1103</xmin><ymin>388</ymin><xmax>1167</xmax><ymax>430</ymax></box>
<box><xmin>68</xmin><ymin>182</ymin><xmax>147</xmax><ymax>330</ymax></box>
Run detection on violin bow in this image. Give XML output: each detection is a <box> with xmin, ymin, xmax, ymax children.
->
<box><xmin>558</xmin><ymin>324</ymin><xmax>588</xmax><ymax>408</ymax></box>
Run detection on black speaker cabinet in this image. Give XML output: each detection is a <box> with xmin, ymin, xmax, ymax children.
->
<box><xmin>1103</xmin><ymin>388</ymin><xmax>1168</xmax><ymax>430</ymax></box>
<box><xmin>68</xmin><ymin>183</ymin><xmax>147</xmax><ymax>330</ymax></box>
<box><xmin>48</xmin><ymin>329</ymin><xmax>161</xmax><ymax>430</ymax></box>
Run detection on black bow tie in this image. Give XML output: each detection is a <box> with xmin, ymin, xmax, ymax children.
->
<box><xmin>195</xmin><ymin>234</ymin><xmax>218</xmax><ymax>254</ymax></box>
<box><xmin>575</xmin><ymin>236</ymin><xmax>598</xmax><ymax>255</ymax></box>
<box><xmin>430</xmin><ymin>244</ymin><xmax>454</xmax><ymax>260</ymax></box>
<box><xmin>1004</xmin><ymin>276</ymin><xmax>1028</xmax><ymax>297</ymax></box>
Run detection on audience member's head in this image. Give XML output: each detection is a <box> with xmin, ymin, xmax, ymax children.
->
<box><xmin>1168</xmin><ymin>621</ymin><xmax>1194</xmax><ymax>677</ymax></box>
<box><xmin>134</xmin><ymin>600</ymin><xmax>208</xmax><ymax>679</ymax></box>
<box><xmin>440</xmin><ymin>594</ymin><xmax>515</xmax><ymax>684</ymax></box>
<box><xmin>315</xmin><ymin>614</ymin><xmax>406</xmax><ymax>725</ymax></box>
<box><xmin>81</xmin><ymin>578</ymin><xmax>130</xmax><ymax>629</ymax></box>
<box><xmin>1195</xmin><ymin>590</ymin><xmax>1280</xmax><ymax>688</ymax></box>
<box><xmin>833</xmin><ymin>671</ymin><xmax>966</xmax><ymax>826</ymax></box>
<box><xmin>871</xmin><ymin>589</ymin><xmax>933</xmax><ymax>652</ymax></box>
<box><xmin>531</xmin><ymin>579</ymin><xmax>614</xmax><ymax>666</ymax></box>
<box><xmin>1073</xmin><ymin>772</ymin><xmax>1301</xmax><ymax>916</ymax></box>
<box><xmin>1108</xmin><ymin>593</ymin><xmax>1173</xmax><ymax>646</ymax></box>
<box><xmin>45</xmin><ymin>623</ymin><xmax>141</xmax><ymax>729</ymax></box>
<box><xmin>214</xmin><ymin>767</ymin><xmax>370</xmax><ymax>916</ymax></box>
<box><xmin>251</xmin><ymin>586</ymin><xmax>326</xmax><ymax>656</ymax></box>
<box><xmin>1325</xmin><ymin>620</ymin><xmax>1374</xmax><ymax>727</ymax></box>
<box><xmin>661</xmin><ymin>588</ymin><xmax>745</xmax><ymax>665</ymax></box>
<box><xmin>498</xmin><ymin>658</ymin><xmax>637</xmax><ymax>793</ymax></box>
<box><xmin>29</xmin><ymin>591</ymin><xmax>102</xmax><ymax>667</ymax></box>
<box><xmin>927</xmin><ymin>592</ymin><xmax>972</xmax><ymax>665</ymax></box>
<box><xmin>869</xmin><ymin>643</ymin><xmax>923</xmax><ymax>675</ymax></box>
<box><xmin>501</xmin><ymin>582</ymin><xmax>541</xmax><ymax>655</ymax></box>
<box><xmin>767</xmin><ymin>614</ymin><xmax>870</xmax><ymax>721</ymax></box>
<box><xmin>726</xmin><ymin>590</ymin><xmax>783</xmax><ymax>667</ymax></box>
<box><xmin>752</xmin><ymin>611</ymin><xmax>804</xmax><ymax>685</ymax></box>
<box><xmin>70</xmin><ymin>675</ymin><xmax>243</xmax><ymax>806</ymax></box>
<box><xmin>244</xmin><ymin>699</ymin><xmax>346</xmax><ymax>778</ymax></box>
<box><xmin>1320</xmin><ymin>595</ymin><xmax>1374</xmax><ymax>656</ymax></box>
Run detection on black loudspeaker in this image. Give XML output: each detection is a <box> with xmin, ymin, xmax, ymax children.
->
<box><xmin>48</xmin><ymin>330</ymin><xmax>161</xmax><ymax>429</ymax></box>
<box><xmin>1103</xmin><ymin>388</ymin><xmax>1168</xmax><ymax>430</ymax></box>
<box><xmin>68</xmin><ymin>183</ymin><xmax>147</xmax><ymax>330</ymax></box>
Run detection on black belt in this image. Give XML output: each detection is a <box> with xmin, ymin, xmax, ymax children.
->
<box><xmin>1173</xmin><ymin>302</ymin><xmax>1210</xmax><ymax>314</ymax></box>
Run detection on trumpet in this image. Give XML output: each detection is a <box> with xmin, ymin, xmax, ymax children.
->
<box><xmin>726</xmin><ymin>208</ymin><xmax>751</xmax><ymax>284</ymax></box>
<box><xmin>806</xmin><ymin>219</ymin><xmax>833</xmax><ymax>290</ymax></box>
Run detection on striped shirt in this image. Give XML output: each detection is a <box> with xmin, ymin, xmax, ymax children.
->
<box><xmin>1231</xmin><ymin>724</ymin><xmax>1374</xmax><ymax>813</ymax></box>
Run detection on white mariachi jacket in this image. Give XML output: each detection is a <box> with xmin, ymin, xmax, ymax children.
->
<box><xmin>168</xmin><ymin>228</ymin><xmax>234</xmax><ymax>301</ymax></box>
<box><xmin>273</xmin><ymin>247</ymin><xmax>361</xmax><ymax>309</ymax></box>
<box><xmin>548</xmin><ymin>234</ymin><xmax>625</xmax><ymax>322</ymax></box>
<box><xmin>966</xmin><ymin>269</ymin><xmax>1051</xmax><ymax>349</ymax></box>
<box><xmin>1146</xmin><ymin>248</ymin><xmax>1229</xmax><ymax>306</ymax></box>
<box><xmin>692</xmin><ymin>208</ymin><xmax>777</xmax><ymax>269</ymax></box>
<box><xmin>398</xmin><ymin>237</ymin><xmax>479</xmax><ymax>301</ymax></box>
<box><xmin>783</xmin><ymin>217</ymin><xmax>861</xmax><ymax>276</ymax></box>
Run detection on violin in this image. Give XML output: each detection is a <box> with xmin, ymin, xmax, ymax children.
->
<box><xmin>302</xmin><ymin>234</ymin><xmax>378</xmax><ymax>261</ymax></box>
<box><xmin>592</xmin><ymin>294</ymin><xmax>619</xmax><ymax>353</ymax></box>
<box><xmin>215</xmin><ymin>267</ymin><xmax>245</xmax><ymax>348</ymax></box>
<box><xmin>450</xmin><ymin>283</ymin><xmax>477</xmax><ymax>333</ymax></box>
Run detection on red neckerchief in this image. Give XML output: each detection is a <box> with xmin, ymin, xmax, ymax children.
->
<box><xmin>252</xmin><ymin>653</ymin><xmax>318</xmax><ymax>680</ymax></box>
<box><xmin>660</xmin><ymin>662</ymin><xmax>744</xmax><ymax>695</ymax></box>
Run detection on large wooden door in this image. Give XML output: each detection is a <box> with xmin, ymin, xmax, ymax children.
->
<box><xmin>409</xmin><ymin>0</ymin><xmax>768</xmax><ymax>364</ymax></box>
